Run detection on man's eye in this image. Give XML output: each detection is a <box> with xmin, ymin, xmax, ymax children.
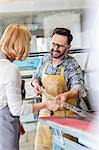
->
<box><xmin>52</xmin><ymin>43</ymin><xmax>56</xmax><ymax>46</ymax></box>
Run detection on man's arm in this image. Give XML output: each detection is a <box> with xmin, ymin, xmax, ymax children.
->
<box><xmin>55</xmin><ymin>88</ymin><xmax>78</xmax><ymax>103</ymax></box>
<box><xmin>55</xmin><ymin>57</ymin><xmax>86</xmax><ymax>104</ymax></box>
<box><xmin>66</xmin><ymin>58</ymin><xmax>87</xmax><ymax>99</ymax></box>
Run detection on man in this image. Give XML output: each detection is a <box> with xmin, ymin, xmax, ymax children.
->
<box><xmin>32</xmin><ymin>27</ymin><xmax>87</xmax><ymax>150</ymax></box>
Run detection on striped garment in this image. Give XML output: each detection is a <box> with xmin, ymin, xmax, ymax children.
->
<box><xmin>32</xmin><ymin>54</ymin><xmax>88</xmax><ymax>109</ymax></box>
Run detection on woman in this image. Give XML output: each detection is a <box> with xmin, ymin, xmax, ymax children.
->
<box><xmin>0</xmin><ymin>23</ymin><xmax>59</xmax><ymax>150</ymax></box>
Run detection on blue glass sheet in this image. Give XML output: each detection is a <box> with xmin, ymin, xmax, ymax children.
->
<box><xmin>14</xmin><ymin>57</ymin><xmax>41</xmax><ymax>70</ymax></box>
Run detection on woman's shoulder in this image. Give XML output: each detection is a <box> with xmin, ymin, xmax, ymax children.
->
<box><xmin>1</xmin><ymin>60</ymin><xmax>21</xmax><ymax>83</ymax></box>
<box><xmin>8</xmin><ymin>60</ymin><xmax>19</xmax><ymax>71</ymax></box>
<box><xmin>4</xmin><ymin>60</ymin><xmax>20</xmax><ymax>77</ymax></box>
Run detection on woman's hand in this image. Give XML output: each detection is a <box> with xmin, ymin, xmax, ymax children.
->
<box><xmin>20</xmin><ymin>123</ymin><xmax>25</xmax><ymax>135</ymax></box>
<box><xmin>46</xmin><ymin>101</ymin><xmax>60</xmax><ymax>111</ymax></box>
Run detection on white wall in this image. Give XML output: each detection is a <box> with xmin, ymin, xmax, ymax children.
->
<box><xmin>44</xmin><ymin>12</ymin><xmax>81</xmax><ymax>49</ymax></box>
<box><xmin>0</xmin><ymin>0</ymin><xmax>85</xmax><ymax>14</ymax></box>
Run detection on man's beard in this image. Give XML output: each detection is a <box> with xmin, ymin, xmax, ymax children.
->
<box><xmin>51</xmin><ymin>48</ymin><xmax>66</xmax><ymax>58</ymax></box>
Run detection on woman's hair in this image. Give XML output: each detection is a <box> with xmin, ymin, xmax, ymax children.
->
<box><xmin>0</xmin><ymin>23</ymin><xmax>31</xmax><ymax>61</ymax></box>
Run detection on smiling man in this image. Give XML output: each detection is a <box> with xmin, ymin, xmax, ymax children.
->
<box><xmin>31</xmin><ymin>27</ymin><xmax>87</xmax><ymax>150</ymax></box>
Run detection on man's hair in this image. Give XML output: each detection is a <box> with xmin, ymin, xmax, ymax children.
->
<box><xmin>52</xmin><ymin>27</ymin><xmax>73</xmax><ymax>44</ymax></box>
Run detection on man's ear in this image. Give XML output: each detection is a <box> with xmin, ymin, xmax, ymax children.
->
<box><xmin>67</xmin><ymin>44</ymin><xmax>71</xmax><ymax>49</ymax></box>
<box><xmin>66</xmin><ymin>45</ymin><xmax>71</xmax><ymax>52</ymax></box>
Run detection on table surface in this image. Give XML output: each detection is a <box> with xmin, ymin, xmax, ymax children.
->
<box><xmin>39</xmin><ymin>116</ymin><xmax>92</xmax><ymax>132</ymax></box>
<box><xmin>39</xmin><ymin>116</ymin><xmax>99</xmax><ymax>149</ymax></box>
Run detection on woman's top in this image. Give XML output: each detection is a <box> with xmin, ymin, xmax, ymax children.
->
<box><xmin>0</xmin><ymin>58</ymin><xmax>32</xmax><ymax>116</ymax></box>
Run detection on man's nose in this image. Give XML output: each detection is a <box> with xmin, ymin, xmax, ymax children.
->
<box><xmin>53</xmin><ymin>44</ymin><xmax>59</xmax><ymax>50</ymax></box>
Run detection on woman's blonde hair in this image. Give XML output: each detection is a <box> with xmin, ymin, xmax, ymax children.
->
<box><xmin>0</xmin><ymin>23</ymin><xmax>31</xmax><ymax>61</ymax></box>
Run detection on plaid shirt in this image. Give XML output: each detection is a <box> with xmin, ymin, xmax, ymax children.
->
<box><xmin>32</xmin><ymin>54</ymin><xmax>87</xmax><ymax>99</ymax></box>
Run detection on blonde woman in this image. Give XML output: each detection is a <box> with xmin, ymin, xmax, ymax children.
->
<box><xmin>0</xmin><ymin>23</ymin><xmax>59</xmax><ymax>150</ymax></box>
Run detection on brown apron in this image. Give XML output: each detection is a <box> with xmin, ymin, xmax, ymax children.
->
<box><xmin>34</xmin><ymin>63</ymin><xmax>77</xmax><ymax>150</ymax></box>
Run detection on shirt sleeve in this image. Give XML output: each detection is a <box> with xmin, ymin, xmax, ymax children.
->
<box><xmin>31</xmin><ymin>56</ymin><xmax>44</xmax><ymax>82</ymax></box>
<box><xmin>5</xmin><ymin>64</ymin><xmax>32</xmax><ymax>116</ymax></box>
<box><xmin>66</xmin><ymin>58</ymin><xmax>87</xmax><ymax>98</ymax></box>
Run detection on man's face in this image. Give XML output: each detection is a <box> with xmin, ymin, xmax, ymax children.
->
<box><xmin>50</xmin><ymin>33</ymin><xmax>70</xmax><ymax>59</ymax></box>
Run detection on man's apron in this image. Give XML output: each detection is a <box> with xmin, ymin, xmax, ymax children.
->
<box><xmin>34</xmin><ymin>63</ymin><xmax>77</xmax><ymax>150</ymax></box>
<box><xmin>0</xmin><ymin>106</ymin><xmax>20</xmax><ymax>150</ymax></box>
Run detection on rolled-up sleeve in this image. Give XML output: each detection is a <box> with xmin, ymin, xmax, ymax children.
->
<box><xmin>66</xmin><ymin>59</ymin><xmax>87</xmax><ymax>98</ymax></box>
<box><xmin>31</xmin><ymin>57</ymin><xmax>44</xmax><ymax>82</ymax></box>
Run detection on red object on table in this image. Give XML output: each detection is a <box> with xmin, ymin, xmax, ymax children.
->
<box><xmin>40</xmin><ymin>116</ymin><xmax>92</xmax><ymax>132</ymax></box>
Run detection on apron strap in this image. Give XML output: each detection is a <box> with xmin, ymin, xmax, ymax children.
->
<box><xmin>60</xmin><ymin>67</ymin><xmax>64</xmax><ymax>77</ymax></box>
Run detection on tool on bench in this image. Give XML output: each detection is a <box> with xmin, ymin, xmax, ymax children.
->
<box><xmin>63</xmin><ymin>102</ymin><xmax>94</xmax><ymax>121</ymax></box>
<box><xmin>41</xmin><ymin>88</ymin><xmax>94</xmax><ymax>121</ymax></box>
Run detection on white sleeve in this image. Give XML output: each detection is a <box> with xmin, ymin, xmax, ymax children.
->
<box><xmin>5</xmin><ymin>65</ymin><xmax>32</xmax><ymax>116</ymax></box>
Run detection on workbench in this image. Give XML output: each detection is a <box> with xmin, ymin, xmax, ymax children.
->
<box><xmin>39</xmin><ymin>116</ymin><xmax>98</xmax><ymax>150</ymax></box>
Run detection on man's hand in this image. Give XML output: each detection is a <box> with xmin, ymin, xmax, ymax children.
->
<box><xmin>55</xmin><ymin>92</ymin><xmax>69</xmax><ymax>109</ymax></box>
<box><xmin>32</xmin><ymin>79</ymin><xmax>43</xmax><ymax>96</ymax></box>
<box><xmin>55</xmin><ymin>89</ymin><xmax>78</xmax><ymax>108</ymax></box>
<box><xmin>33</xmin><ymin>82</ymin><xmax>42</xmax><ymax>96</ymax></box>
<box><xmin>55</xmin><ymin>89</ymin><xmax>78</xmax><ymax>103</ymax></box>
<box><xmin>55</xmin><ymin>92</ymin><xmax>69</xmax><ymax>103</ymax></box>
